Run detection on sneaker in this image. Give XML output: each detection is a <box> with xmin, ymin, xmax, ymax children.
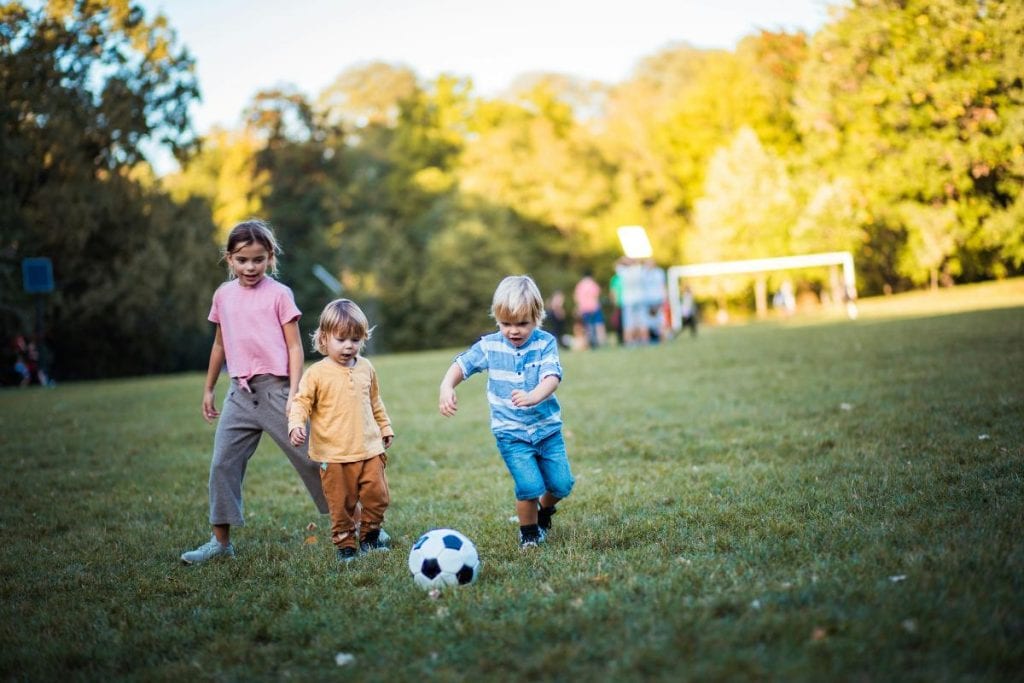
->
<box><xmin>359</xmin><ymin>528</ymin><xmax>391</xmax><ymax>554</ymax></box>
<box><xmin>519</xmin><ymin>527</ymin><xmax>547</xmax><ymax>549</ymax></box>
<box><xmin>337</xmin><ymin>547</ymin><xmax>359</xmax><ymax>563</ymax></box>
<box><xmin>180</xmin><ymin>535</ymin><xmax>235</xmax><ymax>565</ymax></box>
<box><xmin>538</xmin><ymin>505</ymin><xmax>557</xmax><ymax>532</ymax></box>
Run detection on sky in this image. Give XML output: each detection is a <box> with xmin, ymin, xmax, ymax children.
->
<box><xmin>140</xmin><ymin>0</ymin><xmax>836</xmax><ymax>135</ymax></box>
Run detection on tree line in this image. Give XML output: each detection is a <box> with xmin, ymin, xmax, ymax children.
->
<box><xmin>2</xmin><ymin>0</ymin><xmax>1022</xmax><ymax>380</ymax></box>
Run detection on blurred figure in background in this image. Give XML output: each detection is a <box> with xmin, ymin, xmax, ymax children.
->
<box><xmin>680</xmin><ymin>285</ymin><xmax>698</xmax><ymax>337</ymax></box>
<box><xmin>617</xmin><ymin>258</ymin><xmax>648</xmax><ymax>346</ymax></box>
<box><xmin>608</xmin><ymin>263</ymin><xmax>623</xmax><ymax>346</ymax></box>
<box><xmin>573</xmin><ymin>271</ymin><xmax>606</xmax><ymax>349</ymax></box>
<box><xmin>642</xmin><ymin>259</ymin><xmax>668</xmax><ymax>343</ymax></box>
<box><xmin>544</xmin><ymin>289</ymin><xmax>570</xmax><ymax>349</ymax></box>
<box><xmin>12</xmin><ymin>335</ymin><xmax>52</xmax><ymax>387</ymax></box>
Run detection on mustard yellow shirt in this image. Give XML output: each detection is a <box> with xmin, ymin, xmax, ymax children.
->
<box><xmin>288</xmin><ymin>357</ymin><xmax>394</xmax><ymax>463</ymax></box>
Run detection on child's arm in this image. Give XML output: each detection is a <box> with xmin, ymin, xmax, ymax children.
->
<box><xmin>202</xmin><ymin>325</ymin><xmax>226</xmax><ymax>424</ymax></box>
<box><xmin>288</xmin><ymin>368</ymin><xmax>315</xmax><ymax>447</ymax></box>
<box><xmin>438</xmin><ymin>363</ymin><xmax>465</xmax><ymax>417</ymax></box>
<box><xmin>511</xmin><ymin>374</ymin><xmax>560</xmax><ymax>408</ymax></box>
<box><xmin>369</xmin><ymin>369</ymin><xmax>395</xmax><ymax>448</ymax></box>
<box><xmin>283</xmin><ymin>319</ymin><xmax>304</xmax><ymax>418</ymax></box>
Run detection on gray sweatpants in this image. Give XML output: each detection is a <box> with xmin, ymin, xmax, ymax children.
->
<box><xmin>209</xmin><ymin>374</ymin><xmax>329</xmax><ymax>526</ymax></box>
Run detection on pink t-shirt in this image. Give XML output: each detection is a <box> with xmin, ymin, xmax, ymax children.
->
<box><xmin>208</xmin><ymin>277</ymin><xmax>301</xmax><ymax>383</ymax></box>
<box><xmin>574</xmin><ymin>276</ymin><xmax>601</xmax><ymax>314</ymax></box>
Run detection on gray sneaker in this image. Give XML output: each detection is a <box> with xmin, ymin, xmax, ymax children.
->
<box><xmin>180</xmin><ymin>535</ymin><xmax>235</xmax><ymax>565</ymax></box>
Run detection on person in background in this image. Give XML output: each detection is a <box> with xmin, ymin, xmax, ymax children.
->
<box><xmin>608</xmin><ymin>264</ymin><xmax>623</xmax><ymax>346</ymax></box>
<box><xmin>544</xmin><ymin>289</ymin><xmax>569</xmax><ymax>349</ymax></box>
<box><xmin>573</xmin><ymin>271</ymin><xmax>606</xmax><ymax>349</ymax></box>
<box><xmin>680</xmin><ymin>285</ymin><xmax>698</xmax><ymax>337</ymax></box>
<box><xmin>642</xmin><ymin>259</ymin><xmax>668</xmax><ymax>343</ymax></box>
<box><xmin>617</xmin><ymin>258</ymin><xmax>648</xmax><ymax>346</ymax></box>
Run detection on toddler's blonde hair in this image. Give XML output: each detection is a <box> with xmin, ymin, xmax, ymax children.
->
<box><xmin>311</xmin><ymin>299</ymin><xmax>373</xmax><ymax>355</ymax></box>
<box><xmin>491</xmin><ymin>275</ymin><xmax>546</xmax><ymax>326</ymax></box>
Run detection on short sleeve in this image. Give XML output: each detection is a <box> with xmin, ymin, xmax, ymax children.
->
<box><xmin>455</xmin><ymin>339</ymin><xmax>488</xmax><ymax>379</ymax></box>
<box><xmin>276</xmin><ymin>285</ymin><xmax>301</xmax><ymax>325</ymax></box>
<box><xmin>538</xmin><ymin>336</ymin><xmax>562</xmax><ymax>381</ymax></box>
<box><xmin>208</xmin><ymin>286</ymin><xmax>222</xmax><ymax>324</ymax></box>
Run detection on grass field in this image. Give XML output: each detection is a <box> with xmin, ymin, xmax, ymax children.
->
<box><xmin>1</xmin><ymin>279</ymin><xmax>1022</xmax><ymax>682</ymax></box>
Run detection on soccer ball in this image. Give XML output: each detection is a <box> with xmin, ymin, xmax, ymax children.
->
<box><xmin>408</xmin><ymin>528</ymin><xmax>480</xmax><ymax>590</ymax></box>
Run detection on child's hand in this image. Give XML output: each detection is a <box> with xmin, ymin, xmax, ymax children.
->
<box><xmin>289</xmin><ymin>426</ymin><xmax>306</xmax><ymax>447</ymax></box>
<box><xmin>510</xmin><ymin>389</ymin><xmax>536</xmax><ymax>407</ymax></box>
<box><xmin>439</xmin><ymin>386</ymin><xmax>458</xmax><ymax>416</ymax></box>
<box><xmin>383</xmin><ymin>435</ymin><xmax>394</xmax><ymax>449</ymax></box>
<box><xmin>202</xmin><ymin>389</ymin><xmax>219</xmax><ymax>423</ymax></box>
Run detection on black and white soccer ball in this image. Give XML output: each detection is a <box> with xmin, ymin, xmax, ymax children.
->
<box><xmin>408</xmin><ymin>528</ymin><xmax>480</xmax><ymax>590</ymax></box>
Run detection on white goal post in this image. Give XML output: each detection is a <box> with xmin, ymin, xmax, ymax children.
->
<box><xmin>666</xmin><ymin>251</ymin><xmax>858</xmax><ymax>329</ymax></box>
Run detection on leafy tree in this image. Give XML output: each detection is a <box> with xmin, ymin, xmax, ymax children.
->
<box><xmin>601</xmin><ymin>35</ymin><xmax>807</xmax><ymax>263</ymax></box>
<box><xmin>795</xmin><ymin>0</ymin><xmax>1024</xmax><ymax>288</ymax></box>
<box><xmin>242</xmin><ymin>87</ymin><xmax>350</xmax><ymax>338</ymax></box>
<box><xmin>689</xmin><ymin>127</ymin><xmax>799</xmax><ymax>314</ymax></box>
<box><xmin>690</xmin><ymin>127</ymin><xmax>798</xmax><ymax>264</ymax></box>
<box><xmin>897</xmin><ymin>202</ymin><xmax>959</xmax><ymax>289</ymax></box>
<box><xmin>1</xmin><ymin>0</ymin><xmax>215</xmax><ymax>379</ymax></box>
<box><xmin>317</xmin><ymin>61</ymin><xmax>418</xmax><ymax>128</ymax></box>
<box><xmin>458</xmin><ymin>80</ymin><xmax>613</xmax><ymax>260</ymax></box>
<box><xmin>410</xmin><ymin>197</ymin><xmax>571</xmax><ymax>349</ymax></box>
<box><xmin>163</xmin><ymin>128</ymin><xmax>268</xmax><ymax>242</ymax></box>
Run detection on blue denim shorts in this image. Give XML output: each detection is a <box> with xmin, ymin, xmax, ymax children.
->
<box><xmin>495</xmin><ymin>430</ymin><xmax>575</xmax><ymax>501</ymax></box>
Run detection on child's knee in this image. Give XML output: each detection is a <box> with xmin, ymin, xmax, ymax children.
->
<box><xmin>549</xmin><ymin>480</ymin><xmax>574</xmax><ymax>499</ymax></box>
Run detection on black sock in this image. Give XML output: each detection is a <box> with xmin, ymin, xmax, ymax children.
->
<box><xmin>520</xmin><ymin>524</ymin><xmax>540</xmax><ymax>537</ymax></box>
<box><xmin>363</xmin><ymin>529</ymin><xmax>379</xmax><ymax>543</ymax></box>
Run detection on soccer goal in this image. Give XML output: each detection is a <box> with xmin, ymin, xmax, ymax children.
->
<box><xmin>666</xmin><ymin>251</ymin><xmax>858</xmax><ymax>329</ymax></box>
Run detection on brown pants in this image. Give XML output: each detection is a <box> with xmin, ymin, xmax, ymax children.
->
<box><xmin>319</xmin><ymin>454</ymin><xmax>389</xmax><ymax>549</ymax></box>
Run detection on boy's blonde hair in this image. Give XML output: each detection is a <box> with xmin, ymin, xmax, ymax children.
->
<box><xmin>311</xmin><ymin>299</ymin><xmax>373</xmax><ymax>355</ymax></box>
<box><xmin>491</xmin><ymin>275</ymin><xmax>546</xmax><ymax>326</ymax></box>
<box><xmin>223</xmin><ymin>219</ymin><xmax>281</xmax><ymax>278</ymax></box>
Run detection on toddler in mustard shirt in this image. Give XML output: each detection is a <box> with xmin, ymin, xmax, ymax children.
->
<box><xmin>289</xmin><ymin>299</ymin><xmax>395</xmax><ymax>563</ymax></box>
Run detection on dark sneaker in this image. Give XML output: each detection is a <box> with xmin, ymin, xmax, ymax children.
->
<box><xmin>519</xmin><ymin>527</ymin><xmax>547</xmax><ymax>549</ymax></box>
<box><xmin>538</xmin><ymin>505</ymin><xmax>557</xmax><ymax>532</ymax></box>
<box><xmin>359</xmin><ymin>528</ymin><xmax>391</xmax><ymax>554</ymax></box>
<box><xmin>180</xmin><ymin>535</ymin><xmax>235</xmax><ymax>565</ymax></box>
<box><xmin>337</xmin><ymin>547</ymin><xmax>358</xmax><ymax>563</ymax></box>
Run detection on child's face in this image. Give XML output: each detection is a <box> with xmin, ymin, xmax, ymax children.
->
<box><xmin>325</xmin><ymin>332</ymin><xmax>362</xmax><ymax>367</ymax></box>
<box><xmin>497</xmin><ymin>317</ymin><xmax>537</xmax><ymax>347</ymax></box>
<box><xmin>227</xmin><ymin>242</ymin><xmax>271</xmax><ymax>287</ymax></box>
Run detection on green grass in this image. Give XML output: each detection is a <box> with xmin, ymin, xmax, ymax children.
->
<box><xmin>2</xmin><ymin>279</ymin><xmax>1022</xmax><ymax>682</ymax></box>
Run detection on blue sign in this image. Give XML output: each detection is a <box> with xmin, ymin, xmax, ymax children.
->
<box><xmin>22</xmin><ymin>257</ymin><xmax>54</xmax><ymax>293</ymax></box>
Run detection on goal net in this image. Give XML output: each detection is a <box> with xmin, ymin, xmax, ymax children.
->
<box><xmin>666</xmin><ymin>251</ymin><xmax>858</xmax><ymax>329</ymax></box>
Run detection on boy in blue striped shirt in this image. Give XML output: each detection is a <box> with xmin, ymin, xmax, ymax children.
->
<box><xmin>439</xmin><ymin>275</ymin><xmax>575</xmax><ymax>549</ymax></box>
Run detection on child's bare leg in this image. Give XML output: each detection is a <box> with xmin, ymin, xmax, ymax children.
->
<box><xmin>539</xmin><ymin>493</ymin><xmax>561</xmax><ymax>509</ymax></box>
<box><xmin>516</xmin><ymin>498</ymin><xmax>539</xmax><ymax>525</ymax></box>
<box><xmin>213</xmin><ymin>523</ymin><xmax>230</xmax><ymax>545</ymax></box>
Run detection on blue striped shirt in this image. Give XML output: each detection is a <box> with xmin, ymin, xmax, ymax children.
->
<box><xmin>455</xmin><ymin>328</ymin><xmax>563</xmax><ymax>441</ymax></box>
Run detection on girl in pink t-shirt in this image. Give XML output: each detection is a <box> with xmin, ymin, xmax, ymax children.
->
<box><xmin>181</xmin><ymin>220</ymin><xmax>328</xmax><ymax>565</ymax></box>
